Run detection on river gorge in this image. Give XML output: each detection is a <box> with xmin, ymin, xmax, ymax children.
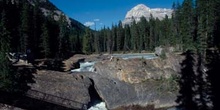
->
<box><xmin>6</xmin><ymin>53</ymin><xmax>183</xmax><ymax>110</ymax></box>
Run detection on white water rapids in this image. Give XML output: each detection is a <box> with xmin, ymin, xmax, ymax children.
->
<box><xmin>71</xmin><ymin>53</ymin><xmax>157</xmax><ymax>73</ymax></box>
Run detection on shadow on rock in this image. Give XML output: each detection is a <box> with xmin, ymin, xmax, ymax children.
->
<box><xmin>14</xmin><ymin>66</ymin><xmax>36</xmax><ymax>93</ymax></box>
<box><xmin>176</xmin><ymin>50</ymin><xmax>198</xmax><ymax>110</ymax></box>
<box><xmin>36</xmin><ymin>59</ymin><xmax>65</xmax><ymax>72</ymax></box>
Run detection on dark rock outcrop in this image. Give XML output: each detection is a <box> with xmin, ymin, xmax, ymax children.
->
<box><xmin>29</xmin><ymin>70</ymin><xmax>92</xmax><ymax>109</ymax></box>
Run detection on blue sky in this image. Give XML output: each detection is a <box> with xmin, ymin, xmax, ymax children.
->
<box><xmin>49</xmin><ymin>0</ymin><xmax>183</xmax><ymax>30</ymax></box>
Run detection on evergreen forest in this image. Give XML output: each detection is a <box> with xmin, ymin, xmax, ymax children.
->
<box><xmin>0</xmin><ymin>0</ymin><xmax>220</xmax><ymax>109</ymax></box>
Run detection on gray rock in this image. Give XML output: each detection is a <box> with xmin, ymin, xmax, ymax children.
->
<box><xmin>155</xmin><ymin>47</ymin><xmax>163</xmax><ymax>56</ymax></box>
<box><xmin>29</xmin><ymin>71</ymin><xmax>92</xmax><ymax>109</ymax></box>
<box><xmin>90</xmin><ymin>54</ymin><xmax>183</xmax><ymax>109</ymax></box>
<box><xmin>88</xmin><ymin>74</ymin><xmax>177</xmax><ymax>109</ymax></box>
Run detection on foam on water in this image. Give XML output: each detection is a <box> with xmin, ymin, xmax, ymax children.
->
<box><xmin>71</xmin><ymin>61</ymin><xmax>96</xmax><ymax>72</ymax></box>
<box><xmin>88</xmin><ymin>102</ymin><xmax>107</xmax><ymax>110</ymax></box>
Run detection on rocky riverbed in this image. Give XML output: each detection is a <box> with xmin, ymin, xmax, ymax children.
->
<box><xmin>67</xmin><ymin>53</ymin><xmax>183</xmax><ymax>109</ymax></box>
<box><xmin>1</xmin><ymin>53</ymin><xmax>184</xmax><ymax>110</ymax></box>
<box><xmin>89</xmin><ymin>53</ymin><xmax>182</xmax><ymax>109</ymax></box>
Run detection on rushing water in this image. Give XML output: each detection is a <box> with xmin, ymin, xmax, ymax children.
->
<box><xmin>88</xmin><ymin>102</ymin><xmax>107</xmax><ymax>110</ymax></box>
<box><xmin>71</xmin><ymin>53</ymin><xmax>157</xmax><ymax>73</ymax></box>
<box><xmin>71</xmin><ymin>61</ymin><xmax>96</xmax><ymax>72</ymax></box>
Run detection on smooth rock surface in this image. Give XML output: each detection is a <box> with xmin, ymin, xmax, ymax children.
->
<box><xmin>91</xmin><ymin>54</ymin><xmax>183</xmax><ymax>109</ymax></box>
<box><xmin>29</xmin><ymin>70</ymin><xmax>92</xmax><ymax>109</ymax></box>
<box><xmin>87</xmin><ymin>74</ymin><xmax>177</xmax><ymax>109</ymax></box>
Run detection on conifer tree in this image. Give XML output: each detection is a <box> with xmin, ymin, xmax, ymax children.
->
<box><xmin>0</xmin><ymin>10</ymin><xmax>14</xmax><ymax>92</ymax></box>
<box><xmin>130</xmin><ymin>20</ymin><xmax>139</xmax><ymax>51</ymax></box>
<box><xmin>116</xmin><ymin>21</ymin><xmax>124</xmax><ymax>51</ymax></box>
<box><xmin>148</xmin><ymin>14</ymin><xmax>156</xmax><ymax>50</ymax></box>
<box><xmin>111</xmin><ymin>25</ymin><xmax>117</xmax><ymax>51</ymax></box>
<box><xmin>40</xmin><ymin>21</ymin><xmax>50</xmax><ymax>58</ymax></box>
<box><xmin>106</xmin><ymin>27</ymin><xmax>113</xmax><ymax>54</ymax></box>
<box><xmin>32</xmin><ymin>0</ymin><xmax>42</xmax><ymax>56</ymax></box>
<box><xmin>180</xmin><ymin>0</ymin><xmax>195</xmax><ymax>51</ymax></box>
<box><xmin>58</xmin><ymin>15</ymin><xmax>70</xmax><ymax>58</ymax></box>
<box><xmin>83</xmin><ymin>27</ymin><xmax>92</xmax><ymax>54</ymax></box>
<box><xmin>196</xmin><ymin>0</ymin><xmax>209</xmax><ymax>57</ymax></box>
<box><xmin>124</xmin><ymin>24</ymin><xmax>131</xmax><ymax>52</ymax></box>
<box><xmin>20</xmin><ymin>1</ymin><xmax>30</xmax><ymax>53</ymax></box>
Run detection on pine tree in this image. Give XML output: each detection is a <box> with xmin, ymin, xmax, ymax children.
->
<box><xmin>20</xmin><ymin>1</ymin><xmax>30</xmax><ymax>53</ymax></box>
<box><xmin>148</xmin><ymin>14</ymin><xmax>156</xmax><ymax>50</ymax></box>
<box><xmin>106</xmin><ymin>27</ymin><xmax>113</xmax><ymax>54</ymax></box>
<box><xmin>69</xmin><ymin>31</ymin><xmax>79</xmax><ymax>52</ymax></box>
<box><xmin>111</xmin><ymin>24</ymin><xmax>117</xmax><ymax>51</ymax></box>
<box><xmin>196</xmin><ymin>0</ymin><xmax>209</xmax><ymax>57</ymax></box>
<box><xmin>32</xmin><ymin>0</ymin><xmax>42</xmax><ymax>57</ymax></box>
<box><xmin>94</xmin><ymin>31</ymin><xmax>100</xmax><ymax>53</ymax></box>
<box><xmin>116</xmin><ymin>21</ymin><xmax>124</xmax><ymax>51</ymax></box>
<box><xmin>130</xmin><ymin>20</ymin><xmax>139</xmax><ymax>51</ymax></box>
<box><xmin>172</xmin><ymin>1</ymin><xmax>183</xmax><ymax>50</ymax></box>
<box><xmin>212</xmin><ymin>0</ymin><xmax>220</xmax><ymax>48</ymax></box>
<box><xmin>58</xmin><ymin>15</ymin><xmax>70</xmax><ymax>58</ymax></box>
<box><xmin>40</xmin><ymin>21</ymin><xmax>50</xmax><ymax>58</ymax></box>
<box><xmin>0</xmin><ymin>10</ymin><xmax>14</xmax><ymax>92</ymax></box>
<box><xmin>180</xmin><ymin>0</ymin><xmax>195</xmax><ymax>51</ymax></box>
<box><xmin>82</xmin><ymin>27</ymin><xmax>92</xmax><ymax>54</ymax></box>
<box><xmin>138</xmin><ymin>16</ymin><xmax>148</xmax><ymax>51</ymax></box>
<box><xmin>124</xmin><ymin>24</ymin><xmax>131</xmax><ymax>52</ymax></box>
<box><xmin>177</xmin><ymin>50</ymin><xmax>198</xmax><ymax>110</ymax></box>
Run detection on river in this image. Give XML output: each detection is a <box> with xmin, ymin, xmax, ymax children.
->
<box><xmin>71</xmin><ymin>53</ymin><xmax>157</xmax><ymax>73</ymax></box>
<box><xmin>70</xmin><ymin>53</ymin><xmax>158</xmax><ymax>110</ymax></box>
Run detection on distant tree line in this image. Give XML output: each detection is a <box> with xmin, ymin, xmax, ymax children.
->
<box><xmin>82</xmin><ymin>0</ymin><xmax>220</xmax><ymax>55</ymax></box>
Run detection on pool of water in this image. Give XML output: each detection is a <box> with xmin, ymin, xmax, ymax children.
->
<box><xmin>113</xmin><ymin>53</ymin><xmax>157</xmax><ymax>60</ymax></box>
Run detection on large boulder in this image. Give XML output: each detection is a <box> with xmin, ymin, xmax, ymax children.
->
<box><xmin>155</xmin><ymin>46</ymin><xmax>175</xmax><ymax>57</ymax></box>
<box><xmin>94</xmin><ymin>54</ymin><xmax>182</xmax><ymax>84</ymax></box>
<box><xmin>91</xmin><ymin>54</ymin><xmax>183</xmax><ymax>109</ymax></box>
<box><xmin>29</xmin><ymin>70</ymin><xmax>92</xmax><ymax>109</ymax></box>
<box><xmin>87</xmin><ymin>74</ymin><xmax>178</xmax><ymax>109</ymax></box>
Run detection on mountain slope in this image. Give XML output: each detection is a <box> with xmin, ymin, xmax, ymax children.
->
<box><xmin>0</xmin><ymin>0</ymin><xmax>86</xmax><ymax>58</ymax></box>
<box><xmin>123</xmin><ymin>4</ymin><xmax>173</xmax><ymax>24</ymax></box>
<box><xmin>33</xmin><ymin>0</ymin><xmax>86</xmax><ymax>31</ymax></box>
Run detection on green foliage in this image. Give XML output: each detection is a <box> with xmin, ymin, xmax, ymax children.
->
<box><xmin>0</xmin><ymin>0</ymin><xmax>85</xmax><ymax>59</ymax></box>
<box><xmin>0</xmin><ymin>53</ymin><xmax>14</xmax><ymax>92</ymax></box>
<box><xmin>82</xmin><ymin>27</ymin><xmax>93</xmax><ymax>54</ymax></box>
<box><xmin>154</xmin><ymin>74</ymin><xmax>179</xmax><ymax>96</ymax></box>
<box><xmin>0</xmin><ymin>10</ymin><xmax>14</xmax><ymax>92</ymax></box>
<box><xmin>160</xmin><ymin>51</ymin><xmax>167</xmax><ymax>60</ymax></box>
<box><xmin>40</xmin><ymin>22</ymin><xmax>50</xmax><ymax>58</ymax></box>
<box><xmin>20</xmin><ymin>1</ymin><xmax>30</xmax><ymax>53</ymax></box>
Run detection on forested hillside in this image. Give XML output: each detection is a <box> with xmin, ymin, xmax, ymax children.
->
<box><xmin>0</xmin><ymin>0</ymin><xmax>86</xmax><ymax>93</ymax></box>
<box><xmin>0</xmin><ymin>0</ymin><xmax>85</xmax><ymax>59</ymax></box>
